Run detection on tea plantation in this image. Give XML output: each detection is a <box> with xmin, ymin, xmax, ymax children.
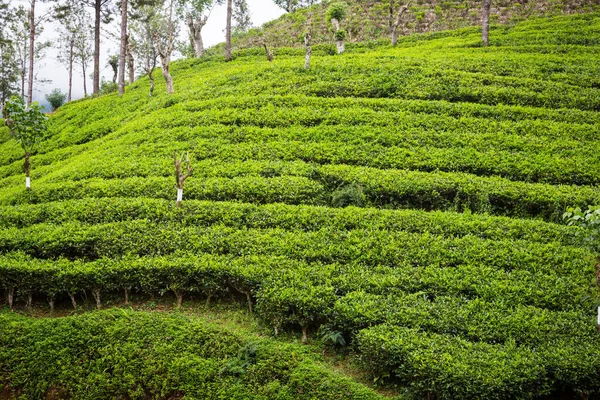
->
<box><xmin>1</xmin><ymin>12</ymin><xmax>600</xmax><ymax>400</ymax></box>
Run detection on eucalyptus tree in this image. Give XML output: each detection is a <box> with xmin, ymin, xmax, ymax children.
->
<box><xmin>26</xmin><ymin>0</ymin><xmax>55</xmax><ymax>104</ymax></box>
<box><xmin>225</xmin><ymin>0</ymin><xmax>232</xmax><ymax>61</ymax></box>
<box><xmin>482</xmin><ymin>0</ymin><xmax>491</xmax><ymax>46</ymax></box>
<box><xmin>154</xmin><ymin>0</ymin><xmax>178</xmax><ymax>93</ymax></box>
<box><xmin>233</xmin><ymin>0</ymin><xmax>251</xmax><ymax>34</ymax></box>
<box><xmin>130</xmin><ymin>5</ymin><xmax>159</xmax><ymax>95</ymax></box>
<box><xmin>80</xmin><ymin>0</ymin><xmax>113</xmax><ymax>95</ymax></box>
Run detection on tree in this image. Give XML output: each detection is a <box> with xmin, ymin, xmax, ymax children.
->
<box><xmin>233</xmin><ymin>0</ymin><xmax>251</xmax><ymax>34</ymax></box>
<box><xmin>225</xmin><ymin>0</ymin><xmax>232</xmax><ymax>61</ymax></box>
<box><xmin>45</xmin><ymin>88</ymin><xmax>67</xmax><ymax>111</ymax></box>
<box><xmin>176</xmin><ymin>0</ymin><xmax>221</xmax><ymax>59</ymax></box>
<box><xmin>388</xmin><ymin>0</ymin><xmax>410</xmax><ymax>46</ymax></box>
<box><xmin>55</xmin><ymin>0</ymin><xmax>90</xmax><ymax>102</ymax></box>
<box><xmin>130</xmin><ymin>5</ymin><xmax>159</xmax><ymax>95</ymax></box>
<box><xmin>327</xmin><ymin>2</ymin><xmax>347</xmax><ymax>54</ymax></box>
<box><xmin>80</xmin><ymin>0</ymin><xmax>113</xmax><ymax>95</ymax></box>
<box><xmin>154</xmin><ymin>0</ymin><xmax>177</xmax><ymax>93</ymax></box>
<box><xmin>0</xmin><ymin>5</ymin><xmax>19</xmax><ymax>104</ymax></box>
<box><xmin>2</xmin><ymin>96</ymin><xmax>48</xmax><ymax>190</ymax></box>
<box><xmin>118</xmin><ymin>0</ymin><xmax>128</xmax><ymax>96</ymax></box>
<box><xmin>27</xmin><ymin>0</ymin><xmax>54</xmax><ymax>105</ymax></box>
<box><xmin>72</xmin><ymin>11</ymin><xmax>94</xmax><ymax>97</ymax></box>
<box><xmin>482</xmin><ymin>0</ymin><xmax>491</xmax><ymax>46</ymax></box>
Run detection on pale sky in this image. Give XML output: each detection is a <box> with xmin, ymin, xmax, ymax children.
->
<box><xmin>31</xmin><ymin>0</ymin><xmax>286</xmax><ymax>104</ymax></box>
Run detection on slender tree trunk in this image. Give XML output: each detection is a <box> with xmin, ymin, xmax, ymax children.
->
<box><xmin>27</xmin><ymin>0</ymin><xmax>35</xmax><ymax>105</ymax></box>
<box><xmin>482</xmin><ymin>0</ymin><xmax>491</xmax><ymax>46</ymax></box>
<box><xmin>93</xmin><ymin>0</ymin><xmax>101</xmax><ymax>94</ymax></box>
<box><xmin>148</xmin><ymin>69</ymin><xmax>155</xmax><ymax>96</ymax></box>
<box><xmin>127</xmin><ymin>34</ymin><xmax>134</xmax><ymax>84</ymax></box>
<box><xmin>68</xmin><ymin>39</ymin><xmax>74</xmax><ymax>102</ymax></box>
<box><xmin>24</xmin><ymin>151</ymin><xmax>31</xmax><ymax>190</ymax></box>
<box><xmin>82</xmin><ymin>63</ymin><xmax>87</xmax><ymax>97</ymax></box>
<box><xmin>48</xmin><ymin>296</ymin><xmax>55</xmax><ymax>315</ymax></box>
<box><xmin>225</xmin><ymin>0</ymin><xmax>232</xmax><ymax>61</ymax></box>
<box><xmin>124</xmin><ymin>288</ymin><xmax>130</xmax><ymax>304</ymax></box>
<box><xmin>27</xmin><ymin>292</ymin><xmax>32</xmax><ymax>311</ymax></box>
<box><xmin>263</xmin><ymin>43</ymin><xmax>273</xmax><ymax>62</ymax></box>
<box><xmin>301</xmin><ymin>326</ymin><xmax>308</xmax><ymax>344</ymax></box>
<box><xmin>304</xmin><ymin>33</ymin><xmax>311</xmax><ymax>69</ymax></box>
<box><xmin>21</xmin><ymin>42</ymin><xmax>26</xmax><ymax>97</ymax></box>
<box><xmin>118</xmin><ymin>0</ymin><xmax>128</xmax><ymax>96</ymax></box>
<box><xmin>68</xmin><ymin>293</ymin><xmax>77</xmax><ymax>309</ymax></box>
<box><xmin>7</xmin><ymin>287</ymin><xmax>14</xmax><ymax>311</ymax></box>
<box><xmin>205</xmin><ymin>291</ymin><xmax>212</xmax><ymax>306</ymax></box>
<box><xmin>92</xmin><ymin>288</ymin><xmax>101</xmax><ymax>309</ymax></box>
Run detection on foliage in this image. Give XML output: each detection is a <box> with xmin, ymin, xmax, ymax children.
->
<box><xmin>564</xmin><ymin>206</ymin><xmax>600</xmax><ymax>254</ymax></box>
<box><xmin>0</xmin><ymin>13</ymin><xmax>599</xmax><ymax>399</ymax></box>
<box><xmin>326</xmin><ymin>2</ymin><xmax>347</xmax><ymax>21</ymax></box>
<box><xmin>100</xmin><ymin>79</ymin><xmax>118</xmax><ymax>94</ymax></box>
<box><xmin>2</xmin><ymin>96</ymin><xmax>48</xmax><ymax>153</ymax></box>
<box><xmin>45</xmin><ymin>89</ymin><xmax>67</xmax><ymax>111</ymax></box>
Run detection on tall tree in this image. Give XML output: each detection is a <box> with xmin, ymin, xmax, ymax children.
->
<box><xmin>225</xmin><ymin>0</ymin><xmax>232</xmax><ymax>61</ymax></box>
<box><xmin>0</xmin><ymin>3</ymin><xmax>20</xmax><ymax>104</ymax></box>
<box><xmin>72</xmin><ymin>10</ymin><xmax>94</xmax><ymax>97</ymax></box>
<box><xmin>26</xmin><ymin>0</ymin><xmax>53</xmax><ymax>105</ymax></box>
<box><xmin>233</xmin><ymin>0</ymin><xmax>251</xmax><ymax>34</ymax></box>
<box><xmin>154</xmin><ymin>0</ymin><xmax>177</xmax><ymax>93</ymax></box>
<box><xmin>176</xmin><ymin>0</ymin><xmax>220</xmax><ymax>59</ymax></box>
<box><xmin>482</xmin><ymin>0</ymin><xmax>491</xmax><ymax>46</ymax></box>
<box><xmin>388</xmin><ymin>0</ymin><xmax>410</xmax><ymax>46</ymax></box>
<box><xmin>118</xmin><ymin>0</ymin><xmax>128</xmax><ymax>96</ymax></box>
<box><xmin>130</xmin><ymin>5</ymin><xmax>158</xmax><ymax>95</ymax></box>
<box><xmin>80</xmin><ymin>0</ymin><xmax>113</xmax><ymax>95</ymax></box>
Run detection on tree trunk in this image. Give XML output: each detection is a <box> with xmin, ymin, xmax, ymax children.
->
<box><xmin>7</xmin><ymin>287</ymin><xmax>14</xmax><ymax>311</ymax></box>
<box><xmin>148</xmin><ymin>69</ymin><xmax>155</xmax><ymax>96</ymax></box>
<box><xmin>331</xmin><ymin>18</ymin><xmax>344</xmax><ymax>54</ymax></box>
<box><xmin>225</xmin><ymin>0</ymin><xmax>232</xmax><ymax>61</ymax></box>
<box><xmin>124</xmin><ymin>288</ymin><xmax>130</xmax><ymax>304</ymax></box>
<box><xmin>27</xmin><ymin>293</ymin><xmax>32</xmax><ymax>312</ymax></box>
<box><xmin>176</xmin><ymin>187</ymin><xmax>183</xmax><ymax>207</ymax></box>
<box><xmin>82</xmin><ymin>63</ymin><xmax>88</xmax><ymax>97</ymax></box>
<box><xmin>68</xmin><ymin>39</ymin><xmax>74</xmax><ymax>102</ymax></box>
<box><xmin>301</xmin><ymin>326</ymin><xmax>308</xmax><ymax>344</ymax></box>
<box><xmin>188</xmin><ymin>15</ymin><xmax>207</xmax><ymax>58</ymax></box>
<box><xmin>205</xmin><ymin>291</ymin><xmax>212</xmax><ymax>306</ymax></box>
<box><xmin>304</xmin><ymin>33</ymin><xmax>311</xmax><ymax>69</ymax></box>
<box><xmin>27</xmin><ymin>0</ymin><xmax>35</xmax><ymax>105</ymax></box>
<box><xmin>263</xmin><ymin>43</ymin><xmax>273</xmax><ymax>62</ymax></box>
<box><xmin>93</xmin><ymin>0</ymin><xmax>101</xmax><ymax>94</ymax></box>
<box><xmin>24</xmin><ymin>151</ymin><xmax>31</xmax><ymax>190</ymax></box>
<box><xmin>389</xmin><ymin>1</ymin><xmax>410</xmax><ymax>46</ymax></box>
<box><xmin>173</xmin><ymin>289</ymin><xmax>184</xmax><ymax>309</ymax></box>
<box><xmin>118</xmin><ymin>0</ymin><xmax>128</xmax><ymax>96</ymax></box>
<box><xmin>482</xmin><ymin>0</ymin><xmax>491</xmax><ymax>46</ymax></box>
<box><xmin>48</xmin><ymin>296</ymin><xmax>55</xmax><ymax>315</ymax></box>
<box><xmin>160</xmin><ymin>58</ymin><xmax>174</xmax><ymax>94</ymax></box>
<box><xmin>127</xmin><ymin>35</ymin><xmax>134</xmax><ymax>84</ymax></box>
<box><xmin>92</xmin><ymin>288</ymin><xmax>101</xmax><ymax>309</ymax></box>
<box><xmin>21</xmin><ymin>41</ymin><xmax>26</xmax><ymax>97</ymax></box>
<box><xmin>68</xmin><ymin>292</ymin><xmax>77</xmax><ymax>310</ymax></box>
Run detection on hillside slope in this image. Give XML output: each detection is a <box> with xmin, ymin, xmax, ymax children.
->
<box><xmin>232</xmin><ymin>0</ymin><xmax>600</xmax><ymax>49</ymax></box>
<box><xmin>1</xmin><ymin>12</ymin><xmax>600</xmax><ymax>400</ymax></box>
